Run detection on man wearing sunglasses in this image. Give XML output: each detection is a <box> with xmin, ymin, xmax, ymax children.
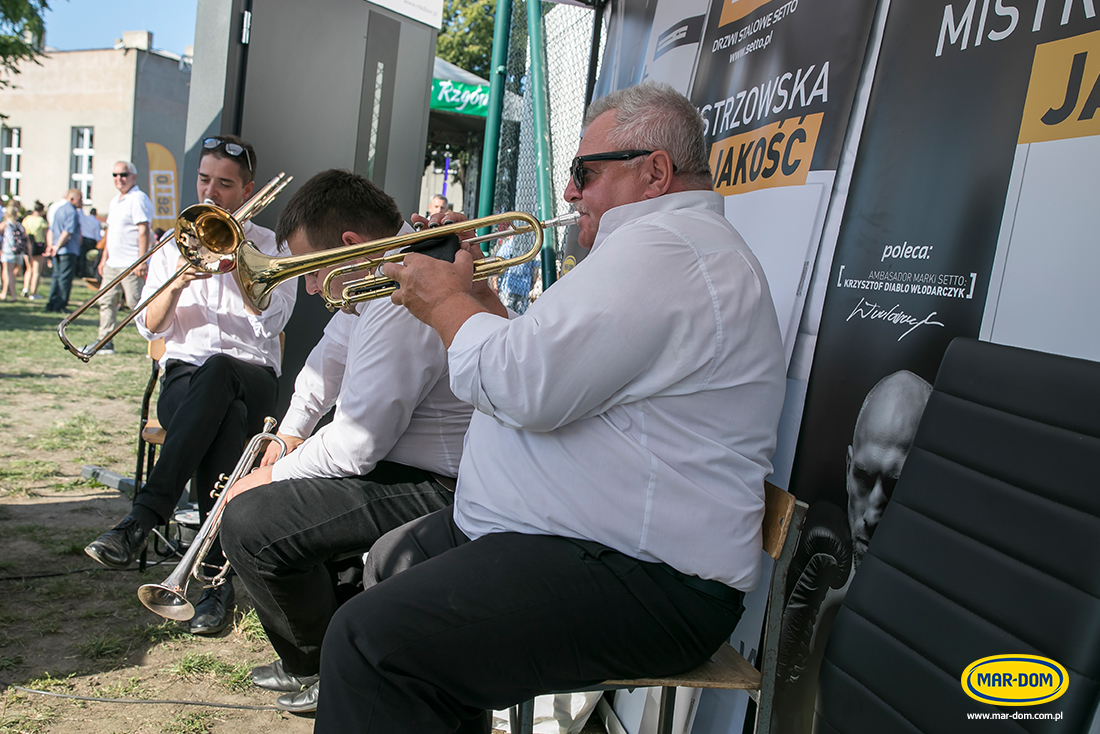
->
<box><xmin>85</xmin><ymin>135</ymin><xmax>298</xmax><ymax>638</ymax></box>
<box><xmin>315</xmin><ymin>82</ymin><xmax>786</xmax><ymax>731</ymax></box>
<box><xmin>91</xmin><ymin>161</ymin><xmax>153</xmax><ymax>355</ymax></box>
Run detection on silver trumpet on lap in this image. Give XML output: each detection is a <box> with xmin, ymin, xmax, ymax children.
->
<box><xmin>137</xmin><ymin>417</ymin><xmax>287</xmax><ymax>621</ymax></box>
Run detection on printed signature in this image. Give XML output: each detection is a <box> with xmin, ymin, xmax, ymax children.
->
<box><xmin>846</xmin><ymin>298</ymin><xmax>945</xmax><ymax>341</ymax></box>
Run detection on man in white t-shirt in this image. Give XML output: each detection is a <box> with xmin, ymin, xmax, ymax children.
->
<box><xmin>95</xmin><ymin>161</ymin><xmax>153</xmax><ymax>354</ymax></box>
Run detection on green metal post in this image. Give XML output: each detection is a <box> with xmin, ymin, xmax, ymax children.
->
<box><xmin>526</xmin><ymin>0</ymin><xmax>557</xmax><ymax>288</ymax></box>
<box><xmin>477</xmin><ymin>0</ymin><xmax>514</xmax><ymax>243</ymax></box>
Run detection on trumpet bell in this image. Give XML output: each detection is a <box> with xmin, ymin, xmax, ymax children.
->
<box><xmin>137</xmin><ymin>582</ymin><xmax>196</xmax><ymax>621</ymax></box>
<box><xmin>235</xmin><ymin>241</ymin><xmax>280</xmax><ymax>312</ymax></box>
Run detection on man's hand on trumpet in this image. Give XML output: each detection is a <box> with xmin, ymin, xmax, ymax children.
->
<box><xmin>388</xmin><ymin>212</ymin><xmax>506</xmax><ymax>346</ymax></box>
<box><xmin>260</xmin><ymin>432</ymin><xmax>303</xmax><ymax>466</ymax></box>
<box><xmin>224</xmin><ymin>463</ymin><xmax>272</xmax><ymax>501</ymax></box>
<box><xmin>225</xmin><ymin>433</ymin><xmax>301</xmax><ymax>499</ymax></box>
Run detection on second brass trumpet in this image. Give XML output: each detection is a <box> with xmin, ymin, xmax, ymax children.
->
<box><xmin>234</xmin><ymin>211</ymin><xmax>579</xmax><ymax>312</ymax></box>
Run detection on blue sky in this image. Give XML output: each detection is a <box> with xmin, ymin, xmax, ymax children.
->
<box><xmin>43</xmin><ymin>0</ymin><xmax>198</xmax><ymax>57</ymax></box>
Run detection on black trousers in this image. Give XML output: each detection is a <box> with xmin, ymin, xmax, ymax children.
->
<box><xmin>133</xmin><ymin>354</ymin><xmax>278</xmax><ymax>564</ymax></box>
<box><xmin>219</xmin><ymin>463</ymin><xmax>455</xmax><ymax>676</ymax></box>
<box><xmin>315</xmin><ymin>506</ymin><xmax>746</xmax><ymax>733</ymax></box>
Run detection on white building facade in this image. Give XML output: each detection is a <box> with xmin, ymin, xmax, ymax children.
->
<box><xmin>0</xmin><ymin>31</ymin><xmax>190</xmax><ymax>212</ymax></box>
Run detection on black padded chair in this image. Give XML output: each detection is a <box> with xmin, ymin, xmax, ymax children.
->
<box><xmin>816</xmin><ymin>338</ymin><xmax>1100</xmax><ymax>733</ymax></box>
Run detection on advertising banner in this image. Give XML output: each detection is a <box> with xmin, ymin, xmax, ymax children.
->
<box><xmin>782</xmin><ymin>2</ymin><xmax>1100</xmax><ymax>732</ymax></box>
<box><xmin>144</xmin><ymin>142</ymin><xmax>179</xmax><ymax>236</ymax></box>
<box><xmin>689</xmin><ymin>0</ymin><xmax>879</xmax><ymax>360</ymax></box>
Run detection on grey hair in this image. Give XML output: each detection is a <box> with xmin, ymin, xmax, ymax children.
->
<box><xmin>584</xmin><ymin>82</ymin><xmax>712</xmax><ymax>188</ymax></box>
<box><xmin>117</xmin><ymin>160</ymin><xmax>137</xmax><ymax>176</ymax></box>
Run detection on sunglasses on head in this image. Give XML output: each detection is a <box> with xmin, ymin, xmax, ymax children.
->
<box><xmin>202</xmin><ymin>137</ymin><xmax>254</xmax><ymax>174</ymax></box>
<box><xmin>569</xmin><ymin>149</ymin><xmax>653</xmax><ymax>192</ymax></box>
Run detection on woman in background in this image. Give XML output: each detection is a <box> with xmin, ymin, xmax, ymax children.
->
<box><xmin>21</xmin><ymin>201</ymin><xmax>48</xmax><ymax>299</ymax></box>
<box><xmin>1</xmin><ymin>204</ymin><xmax>28</xmax><ymax>302</ymax></box>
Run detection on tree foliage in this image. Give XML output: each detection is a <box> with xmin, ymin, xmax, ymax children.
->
<box><xmin>436</xmin><ymin>0</ymin><xmax>496</xmax><ymax>79</ymax></box>
<box><xmin>0</xmin><ymin>0</ymin><xmax>49</xmax><ymax>89</ymax></box>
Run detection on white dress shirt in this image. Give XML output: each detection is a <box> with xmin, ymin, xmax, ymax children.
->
<box><xmin>135</xmin><ymin>221</ymin><xmax>297</xmax><ymax>376</ymax></box>
<box><xmin>449</xmin><ymin>191</ymin><xmax>786</xmax><ymax>590</ymax></box>
<box><xmin>105</xmin><ymin>187</ymin><xmax>152</xmax><ymax>267</ymax></box>
<box><xmin>270</xmin><ymin>297</ymin><xmax>473</xmax><ymax>482</ymax></box>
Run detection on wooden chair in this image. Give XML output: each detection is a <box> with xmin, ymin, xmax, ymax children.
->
<box><xmin>515</xmin><ymin>482</ymin><xmax>807</xmax><ymax>734</ymax></box>
<box><xmin>134</xmin><ymin>338</ymin><xmax>167</xmax><ymax>494</ymax></box>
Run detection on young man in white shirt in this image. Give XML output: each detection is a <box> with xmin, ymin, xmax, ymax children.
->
<box><xmin>216</xmin><ymin>169</ymin><xmax>475</xmax><ymax>713</ymax></box>
<box><xmin>93</xmin><ymin>161</ymin><xmax>153</xmax><ymax>354</ymax></box>
<box><xmin>315</xmin><ymin>82</ymin><xmax>788</xmax><ymax>733</ymax></box>
<box><xmin>84</xmin><ymin>136</ymin><xmax>298</xmax><ymax>637</ymax></box>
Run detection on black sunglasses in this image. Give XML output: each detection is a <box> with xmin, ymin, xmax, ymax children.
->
<box><xmin>202</xmin><ymin>137</ymin><xmax>254</xmax><ymax>173</ymax></box>
<box><xmin>112</xmin><ymin>172</ymin><xmax>133</xmax><ymax>178</ymax></box>
<box><xmin>570</xmin><ymin>149</ymin><xmax>653</xmax><ymax>191</ymax></box>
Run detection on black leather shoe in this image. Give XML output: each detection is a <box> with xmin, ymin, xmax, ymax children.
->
<box><xmin>276</xmin><ymin>681</ymin><xmax>320</xmax><ymax>713</ymax></box>
<box><xmin>189</xmin><ymin>581</ymin><xmax>235</xmax><ymax>635</ymax></box>
<box><xmin>84</xmin><ymin>516</ymin><xmax>148</xmax><ymax>569</ymax></box>
<box><xmin>251</xmin><ymin>658</ymin><xmax>320</xmax><ymax>692</ymax></box>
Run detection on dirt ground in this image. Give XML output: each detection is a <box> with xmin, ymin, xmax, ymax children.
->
<box><xmin>0</xmin><ymin>327</ymin><xmax>316</xmax><ymax>733</ymax></box>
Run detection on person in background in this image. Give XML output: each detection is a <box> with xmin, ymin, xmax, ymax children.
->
<box><xmin>92</xmin><ymin>161</ymin><xmax>153</xmax><ymax>355</ymax></box>
<box><xmin>493</xmin><ymin>233</ymin><xmax>539</xmax><ymax>314</ymax></box>
<box><xmin>44</xmin><ymin>189</ymin><xmax>83</xmax><ymax>314</ymax></box>
<box><xmin>1</xmin><ymin>204</ymin><xmax>27</xmax><ymax>302</ymax></box>
<box><xmin>21</xmin><ymin>201</ymin><xmax>48</xmax><ymax>300</ymax></box>
<box><xmin>427</xmin><ymin>194</ymin><xmax>448</xmax><ymax>216</ymax></box>
<box><xmin>79</xmin><ymin>206</ymin><xmax>103</xmax><ymax>282</ymax></box>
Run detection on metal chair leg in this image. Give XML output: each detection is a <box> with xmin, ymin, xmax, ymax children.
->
<box><xmin>518</xmin><ymin>698</ymin><xmax>535</xmax><ymax>734</ymax></box>
<box><xmin>656</xmin><ymin>686</ymin><xmax>677</xmax><ymax>734</ymax></box>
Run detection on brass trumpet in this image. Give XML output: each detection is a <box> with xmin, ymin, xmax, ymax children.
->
<box><xmin>57</xmin><ymin>172</ymin><xmax>293</xmax><ymax>362</ymax></box>
<box><xmin>235</xmin><ymin>210</ymin><xmax>579</xmax><ymax>313</ymax></box>
<box><xmin>137</xmin><ymin>418</ymin><xmax>287</xmax><ymax>621</ymax></box>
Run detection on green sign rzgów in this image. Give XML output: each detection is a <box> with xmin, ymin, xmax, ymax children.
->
<box><xmin>430</xmin><ymin>79</ymin><xmax>489</xmax><ymax>117</ymax></box>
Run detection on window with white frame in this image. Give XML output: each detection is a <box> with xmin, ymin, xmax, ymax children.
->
<box><xmin>71</xmin><ymin>127</ymin><xmax>94</xmax><ymax>203</ymax></box>
<box><xmin>2</xmin><ymin>127</ymin><xmax>22</xmax><ymax>202</ymax></box>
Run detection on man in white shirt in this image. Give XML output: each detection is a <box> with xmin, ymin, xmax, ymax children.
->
<box><xmin>84</xmin><ymin>136</ymin><xmax>297</xmax><ymax>637</ymax></box>
<box><xmin>314</xmin><ymin>82</ymin><xmax>788</xmax><ymax>732</ymax></box>
<box><xmin>93</xmin><ymin>161</ymin><xmax>152</xmax><ymax>354</ymax></box>
<box><xmin>216</xmin><ymin>169</ymin><xmax>474</xmax><ymax>713</ymax></box>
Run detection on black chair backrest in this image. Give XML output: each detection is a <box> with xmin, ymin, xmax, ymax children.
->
<box><xmin>816</xmin><ymin>338</ymin><xmax>1100</xmax><ymax>734</ymax></box>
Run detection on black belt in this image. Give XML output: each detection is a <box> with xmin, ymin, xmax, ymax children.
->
<box><xmin>568</xmin><ymin>538</ymin><xmax>743</xmax><ymax>603</ymax></box>
<box><xmin>655</xmin><ymin>563</ymin><xmax>744</xmax><ymax>603</ymax></box>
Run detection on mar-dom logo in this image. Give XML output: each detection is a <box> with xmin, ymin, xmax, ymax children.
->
<box><xmin>961</xmin><ymin>655</ymin><xmax>1069</xmax><ymax>706</ymax></box>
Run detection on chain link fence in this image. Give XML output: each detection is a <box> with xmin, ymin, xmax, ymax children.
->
<box><xmin>489</xmin><ymin>1</ymin><xmax>604</xmax><ymax>310</ymax></box>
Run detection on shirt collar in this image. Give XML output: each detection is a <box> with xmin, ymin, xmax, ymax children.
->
<box><xmin>592</xmin><ymin>190</ymin><xmax>725</xmax><ymax>251</ymax></box>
